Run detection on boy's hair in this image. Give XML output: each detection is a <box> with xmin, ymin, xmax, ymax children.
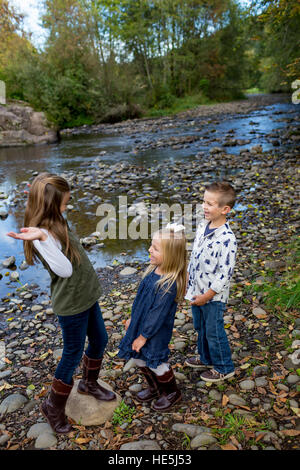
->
<box><xmin>142</xmin><ymin>228</ymin><xmax>187</xmax><ymax>302</ymax></box>
<box><xmin>205</xmin><ymin>181</ymin><xmax>236</xmax><ymax>208</ymax></box>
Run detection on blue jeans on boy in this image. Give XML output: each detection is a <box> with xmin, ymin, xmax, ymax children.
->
<box><xmin>192</xmin><ymin>301</ymin><xmax>234</xmax><ymax>374</ymax></box>
<box><xmin>55</xmin><ymin>302</ymin><xmax>108</xmax><ymax>385</ymax></box>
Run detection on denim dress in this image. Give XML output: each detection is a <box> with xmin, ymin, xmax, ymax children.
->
<box><xmin>118</xmin><ymin>270</ymin><xmax>177</xmax><ymax>368</ymax></box>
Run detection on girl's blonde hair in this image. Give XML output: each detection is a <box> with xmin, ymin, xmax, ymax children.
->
<box><xmin>24</xmin><ymin>172</ymin><xmax>81</xmax><ymax>266</ymax></box>
<box><xmin>142</xmin><ymin>227</ymin><xmax>187</xmax><ymax>302</ymax></box>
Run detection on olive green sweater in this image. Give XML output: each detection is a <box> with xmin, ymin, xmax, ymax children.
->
<box><xmin>35</xmin><ymin>229</ymin><xmax>102</xmax><ymax>316</ymax></box>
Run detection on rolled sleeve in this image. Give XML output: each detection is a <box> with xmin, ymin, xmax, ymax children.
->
<box><xmin>33</xmin><ymin>230</ymin><xmax>73</xmax><ymax>278</ymax></box>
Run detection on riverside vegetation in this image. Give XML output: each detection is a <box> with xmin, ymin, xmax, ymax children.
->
<box><xmin>0</xmin><ymin>0</ymin><xmax>299</xmax><ymax>128</ymax></box>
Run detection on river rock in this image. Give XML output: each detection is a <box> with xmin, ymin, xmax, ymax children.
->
<box><xmin>120</xmin><ymin>440</ymin><xmax>161</xmax><ymax>450</ymax></box>
<box><xmin>0</xmin><ymin>434</ymin><xmax>10</xmax><ymax>446</ymax></box>
<box><xmin>286</xmin><ymin>374</ymin><xmax>300</xmax><ymax>385</ymax></box>
<box><xmin>255</xmin><ymin>376</ymin><xmax>268</xmax><ymax>388</ymax></box>
<box><xmin>35</xmin><ymin>432</ymin><xmax>57</xmax><ymax>449</ymax></box>
<box><xmin>0</xmin><ymin>209</ymin><xmax>8</xmax><ymax>219</ymax></box>
<box><xmin>2</xmin><ymin>256</ymin><xmax>16</xmax><ymax>268</ymax></box>
<box><xmin>190</xmin><ymin>433</ymin><xmax>217</xmax><ymax>448</ymax></box>
<box><xmin>172</xmin><ymin>423</ymin><xmax>211</xmax><ymax>438</ymax></box>
<box><xmin>264</xmin><ymin>260</ymin><xmax>286</xmax><ymax>270</ymax></box>
<box><xmin>228</xmin><ymin>394</ymin><xmax>247</xmax><ymax>407</ymax></box>
<box><xmin>119</xmin><ymin>267</ymin><xmax>138</xmax><ymax>276</ymax></box>
<box><xmin>65</xmin><ymin>379</ymin><xmax>121</xmax><ymax>425</ymax></box>
<box><xmin>27</xmin><ymin>423</ymin><xmax>53</xmax><ymax>439</ymax></box>
<box><xmin>129</xmin><ymin>384</ymin><xmax>143</xmax><ymax>393</ymax></box>
<box><xmin>239</xmin><ymin>379</ymin><xmax>255</xmax><ymax>391</ymax></box>
<box><xmin>0</xmin><ymin>393</ymin><xmax>28</xmax><ymax>416</ymax></box>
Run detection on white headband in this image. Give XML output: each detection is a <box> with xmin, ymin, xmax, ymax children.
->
<box><xmin>165</xmin><ymin>222</ymin><xmax>185</xmax><ymax>232</ymax></box>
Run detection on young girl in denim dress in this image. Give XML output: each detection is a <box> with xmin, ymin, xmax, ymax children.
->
<box><xmin>118</xmin><ymin>224</ymin><xmax>187</xmax><ymax>411</ymax></box>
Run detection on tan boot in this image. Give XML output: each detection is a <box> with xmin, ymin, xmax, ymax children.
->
<box><xmin>77</xmin><ymin>354</ymin><xmax>116</xmax><ymax>401</ymax></box>
<box><xmin>40</xmin><ymin>378</ymin><xmax>73</xmax><ymax>434</ymax></box>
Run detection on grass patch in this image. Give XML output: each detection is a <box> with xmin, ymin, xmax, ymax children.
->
<box><xmin>213</xmin><ymin>412</ymin><xmax>271</xmax><ymax>446</ymax></box>
<box><xmin>250</xmin><ymin>236</ymin><xmax>300</xmax><ymax>316</ymax></box>
<box><xmin>244</xmin><ymin>87</ymin><xmax>265</xmax><ymax>94</ymax></box>
<box><xmin>145</xmin><ymin>93</ymin><xmax>217</xmax><ymax>118</ymax></box>
<box><xmin>112</xmin><ymin>400</ymin><xmax>135</xmax><ymax>428</ymax></box>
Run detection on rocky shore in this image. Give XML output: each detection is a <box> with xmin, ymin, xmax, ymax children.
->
<box><xmin>0</xmin><ymin>95</ymin><xmax>299</xmax><ymax>451</ymax></box>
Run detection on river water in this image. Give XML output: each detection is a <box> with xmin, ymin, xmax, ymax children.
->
<box><xmin>0</xmin><ymin>97</ymin><xmax>299</xmax><ymax>300</ymax></box>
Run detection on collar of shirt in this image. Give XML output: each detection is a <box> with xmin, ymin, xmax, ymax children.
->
<box><xmin>198</xmin><ymin>220</ymin><xmax>232</xmax><ymax>240</ymax></box>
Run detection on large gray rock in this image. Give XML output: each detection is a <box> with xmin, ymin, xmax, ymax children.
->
<box><xmin>0</xmin><ymin>393</ymin><xmax>28</xmax><ymax>416</ymax></box>
<box><xmin>0</xmin><ymin>102</ymin><xmax>58</xmax><ymax>148</ymax></box>
<box><xmin>35</xmin><ymin>432</ymin><xmax>57</xmax><ymax>449</ymax></box>
<box><xmin>65</xmin><ymin>379</ymin><xmax>121</xmax><ymax>426</ymax></box>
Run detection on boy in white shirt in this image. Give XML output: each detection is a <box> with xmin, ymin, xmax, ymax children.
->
<box><xmin>185</xmin><ymin>181</ymin><xmax>237</xmax><ymax>382</ymax></box>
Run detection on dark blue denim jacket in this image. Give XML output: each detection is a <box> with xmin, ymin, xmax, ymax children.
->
<box><xmin>118</xmin><ymin>270</ymin><xmax>177</xmax><ymax>368</ymax></box>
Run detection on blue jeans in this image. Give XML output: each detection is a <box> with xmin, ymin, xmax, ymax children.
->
<box><xmin>192</xmin><ymin>302</ymin><xmax>234</xmax><ymax>374</ymax></box>
<box><xmin>55</xmin><ymin>302</ymin><xmax>108</xmax><ymax>385</ymax></box>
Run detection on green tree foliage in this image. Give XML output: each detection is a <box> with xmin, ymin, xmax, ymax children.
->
<box><xmin>248</xmin><ymin>0</ymin><xmax>300</xmax><ymax>92</ymax></box>
<box><xmin>2</xmin><ymin>0</ymin><xmax>298</xmax><ymax>127</ymax></box>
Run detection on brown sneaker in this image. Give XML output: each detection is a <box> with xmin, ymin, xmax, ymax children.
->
<box><xmin>185</xmin><ymin>357</ymin><xmax>213</xmax><ymax>369</ymax></box>
<box><xmin>200</xmin><ymin>368</ymin><xmax>235</xmax><ymax>383</ymax></box>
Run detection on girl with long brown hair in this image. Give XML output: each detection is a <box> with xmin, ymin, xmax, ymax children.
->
<box><xmin>118</xmin><ymin>224</ymin><xmax>187</xmax><ymax>411</ymax></box>
<box><xmin>7</xmin><ymin>172</ymin><xmax>116</xmax><ymax>435</ymax></box>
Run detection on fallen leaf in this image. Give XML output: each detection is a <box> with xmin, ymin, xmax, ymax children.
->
<box><xmin>273</xmin><ymin>404</ymin><xmax>287</xmax><ymax>416</ymax></box>
<box><xmin>268</xmin><ymin>381</ymin><xmax>277</xmax><ymax>395</ymax></box>
<box><xmin>200</xmin><ymin>411</ymin><xmax>210</xmax><ymax>421</ymax></box>
<box><xmin>222</xmin><ymin>394</ymin><xmax>229</xmax><ymax>407</ymax></box>
<box><xmin>221</xmin><ymin>443</ymin><xmax>237</xmax><ymax>450</ymax></box>
<box><xmin>280</xmin><ymin>429</ymin><xmax>300</xmax><ymax>436</ymax></box>
<box><xmin>230</xmin><ymin>435</ymin><xmax>241</xmax><ymax>448</ymax></box>
<box><xmin>291</xmin><ymin>407</ymin><xmax>300</xmax><ymax>418</ymax></box>
<box><xmin>75</xmin><ymin>438</ymin><xmax>91</xmax><ymax>444</ymax></box>
<box><xmin>240</xmin><ymin>363</ymin><xmax>251</xmax><ymax>370</ymax></box>
<box><xmin>144</xmin><ymin>426</ymin><xmax>153</xmax><ymax>435</ymax></box>
<box><xmin>107</xmin><ymin>351</ymin><xmax>118</xmax><ymax>358</ymax></box>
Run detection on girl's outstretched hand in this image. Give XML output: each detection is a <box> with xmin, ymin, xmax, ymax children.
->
<box><xmin>132</xmin><ymin>335</ymin><xmax>147</xmax><ymax>353</ymax></box>
<box><xmin>6</xmin><ymin>227</ymin><xmax>47</xmax><ymax>241</ymax></box>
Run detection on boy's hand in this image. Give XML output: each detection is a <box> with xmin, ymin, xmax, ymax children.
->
<box><xmin>190</xmin><ymin>295</ymin><xmax>208</xmax><ymax>306</ymax></box>
<box><xmin>6</xmin><ymin>227</ymin><xmax>47</xmax><ymax>241</ymax></box>
<box><xmin>125</xmin><ymin>319</ymin><xmax>131</xmax><ymax>331</ymax></box>
<box><xmin>132</xmin><ymin>335</ymin><xmax>147</xmax><ymax>352</ymax></box>
<box><xmin>190</xmin><ymin>289</ymin><xmax>217</xmax><ymax>306</ymax></box>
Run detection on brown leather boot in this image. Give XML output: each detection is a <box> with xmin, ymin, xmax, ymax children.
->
<box><xmin>40</xmin><ymin>378</ymin><xmax>73</xmax><ymax>434</ymax></box>
<box><xmin>151</xmin><ymin>367</ymin><xmax>182</xmax><ymax>411</ymax></box>
<box><xmin>77</xmin><ymin>354</ymin><xmax>116</xmax><ymax>401</ymax></box>
<box><xmin>135</xmin><ymin>367</ymin><xmax>160</xmax><ymax>403</ymax></box>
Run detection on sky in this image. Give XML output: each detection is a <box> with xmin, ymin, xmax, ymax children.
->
<box><xmin>10</xmin><ymin>0</ymin><xmax>47</xmax><ymax>49</ymax></box>
<box><xmin>10</xmin><ymin>0</ymin><xmax>253</xmax><ymax>50</ymax></box>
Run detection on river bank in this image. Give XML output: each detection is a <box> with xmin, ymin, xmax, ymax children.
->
<box><xmin>0</xmin><ymin>94</ymin><xmax>299</xmax><ymax>450</ymax></box>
